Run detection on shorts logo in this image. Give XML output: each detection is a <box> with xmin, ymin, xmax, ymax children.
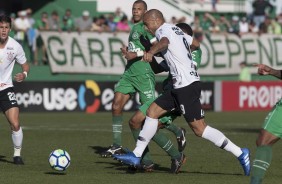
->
<box><xmin>201</xmin><ymin>109</ymin><xmax>205</xmax><ymax>117</ymax></box>
<box><xmin>78</xmin><ymin>80</ymin><xmax>101</xmax><ymax>113</ymax></box>
<box><xmin>180</xmin><ymin>104</ymin><xmax>185</xmax><ymax>115</ymax></box>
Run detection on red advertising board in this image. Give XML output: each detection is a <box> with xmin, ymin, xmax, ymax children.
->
<box><xmin>222</xmin><ymin>81</ymin><xmax>282</xmax><ymax>111</ymax></box>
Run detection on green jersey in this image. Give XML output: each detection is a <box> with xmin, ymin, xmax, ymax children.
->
<box><xmin>192</xmin><ymin>48</ymin><xmax>202</xmax><ymax>69</ymax></box>
<box><xmin>124</xmin><ymin>22</ymin><xmax>156</xmax><ymax>76</ymax></box>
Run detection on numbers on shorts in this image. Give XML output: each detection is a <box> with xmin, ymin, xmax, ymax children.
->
<box><xmin>7</xmin><ymin>92</ymin><xmax>16</xmax><ymax>101</ymax></box>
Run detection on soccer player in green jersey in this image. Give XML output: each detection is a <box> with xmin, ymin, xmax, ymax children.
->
<box><xmin>101</xmin><ymin>0</ymin><xmax>186</xmax><ymax>159</ymax></box>
<box><xmin>250</xmin><ymin>64</ymin><xmax>282</xmax><ymax>184</ymax></box>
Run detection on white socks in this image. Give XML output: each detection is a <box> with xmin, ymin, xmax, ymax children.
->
<box><xmin>202</xmin><ymin>126</ymin><xmax>243</xmax><ymax>157</ymax></box>
<box><xmin>133</xmin><ymin>116</ymin><xmax>158</xmax><ymax>157</ymax></box>
<box><xmin>12</xmin><ymin>127</ymin><xmax>23</xmax><ymax>157</ymax></box>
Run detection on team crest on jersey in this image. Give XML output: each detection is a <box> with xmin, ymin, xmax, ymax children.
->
<box><xmin>7</xmin><ymin>52</ymin><xmax>14</xmax><ymax>61</ymax></box>
<box><xmin>132</xmin><ymin>31</ymin><xmax>139</xmax><ymax>40</ymax></box>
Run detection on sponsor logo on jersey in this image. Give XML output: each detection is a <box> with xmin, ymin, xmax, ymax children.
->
<box><xmin>7</xmin><ymin>47</ymin><xmax>14</xmax><ymax>50</ymax></box>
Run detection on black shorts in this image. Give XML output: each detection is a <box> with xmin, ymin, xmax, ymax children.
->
<box><xmin>154</xmin><ymin>81</ymin><xmax>204</xmax><ymax>122</ymax></box>
<box><xmin>0</xmin><ymin>87</ymin><xmax>19</xmax><ymax>112</ymax></box>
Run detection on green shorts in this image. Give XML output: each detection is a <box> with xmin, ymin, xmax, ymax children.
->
<box><xmin>262</xmin><ymin>100</ymin><xmax>282</xmax><ymax>139</ymax></box>
<box><xmin>139</xmin><ymin>95</ymin><xmax>179</xmax><ymax>126</ymax></box>
<box><xmin>115</xmin><ymin>73</ymin><xmax>155</xmax><ymax>104</ymax></box>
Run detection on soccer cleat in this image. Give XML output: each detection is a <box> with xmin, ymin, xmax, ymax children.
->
<box><xmin>170</xmin><ymin>152</ymin><xmax>186</xmax><ymax>174</ymax></box>
<box><xmin>177</xmin><ymin>128</ymin><xmax>187</xmax><ymax>152</ymax></box>
<box><xmin>141</xmin><ymin>162</ymin><xmax>154</xmax><ymax>172</ymax></box>
<box><xmin>13</xmin><ymin>156</ymin><xmax>24</xmax><ymax>165</ymax></box>
<box><xmin>100</xmin><ymin>145</ymin><xmax>124</xmax><ymax>158</ymax></box>
<box><xmin>238</xmin><ymin>148</ymin><xmax>251</xmax><ymax>176</ymax></box>
<box><xmin>113</xmin><ymin>152</ymin><xmax>141</xmax><ymax>167</ymax></box>
<box><xmin>127</xmin><ymin>162</ymin><xmax>154</xmax><ymax>172</ymax></box>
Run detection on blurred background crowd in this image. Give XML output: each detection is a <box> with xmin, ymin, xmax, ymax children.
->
<box><xmin>0</xmin><ymin>0</ymin><xmax>281</xmax><ymax>65</ymax></box>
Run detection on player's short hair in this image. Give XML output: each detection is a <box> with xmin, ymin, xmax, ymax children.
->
<box><xmin>0</xmin><ymin>14</ymin><xmax>12</xmax><ymax>27</ymax></box>
<box><xmin>176</xmin><ymin>23</ymin><xmax>193</xmax><ymax>37</ymax></box>
<box><xmin>134</xmin><ymin>0</ymin><xmax>147</xmax><ymax>10</ymax></box>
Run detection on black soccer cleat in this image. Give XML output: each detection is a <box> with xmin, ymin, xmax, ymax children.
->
<box><xmin>170</xmin><ymin>153</ymin><xmax>186</xmax><ymax>174</ymax></box>
<box><xmin>13</xmin><ymin>156</ymin><xmax>24</xmax><ymax>165</ymax></box>
<box><xmin>177</xmin><ymin>128</ymin><xmax>187</xmax><ymax>152</ymax></box>
<box><xmin>100</xmin><ymin>145</ymin><xmax>125</xmax><ymax>158</ymax></box>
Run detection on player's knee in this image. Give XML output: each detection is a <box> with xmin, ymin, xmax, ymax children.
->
<box><xmin>193</xmin><ymin>129</ymin><xmax>203</xmax><ymax>137</ymax></box>
<box><xmin>255</xmin><ymin>130</ymin><xmax>274</xmax><ymax>146</ymax></box>
<box><xmin>146</xmin><ymin>105</ymin><xmax>162</xmax><ymax>119</ymax></box>
<box><xmin>129</xmin><ymin>118</ymin><xmax>140</xmax><ymax>129</ymax></box>
<box><xmin>112</xmin><ymin>101</ymin><xmax>122</xmax><ymax>113</ymax></box>
<box><xmin>11</xmin><ymin>123</ymin><xmax>20</xmax><ymax>131</ymax></box>
<box><xmin>190</xmin><ymin>119</ymin><xmax>206</xmax><ymax>137</ymax></box>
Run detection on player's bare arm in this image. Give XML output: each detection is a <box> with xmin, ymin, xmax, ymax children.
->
<box><xmin>121</xmin><ymin>49</ymin><xmax>139</xmax><ymax>61</ymax></box>
<box><xmin>14</xmin><ymin>62</ymin><xmax>29</xmax><ymax>82</ymax></box>
<box><xmin>254</xmin><ymin>64</ymin><xmax>282</xmax><ymax>79</ymax></box>
<box><xmin>120</xmin><ymin>46</ymin><xmax>137</xmax><ymax>61</ymax></box>
<box><xmin>121</xmin><ymin>40</ymin><xmax>158</xmax><ymax>61</ymax></box>
<box><xmin>144</xmin><ymin>37</ymin><xmax>169</xmax><ymax>62</ymax></box>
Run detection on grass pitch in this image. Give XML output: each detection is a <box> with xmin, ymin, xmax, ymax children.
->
<box><xmin>0</xmin><ymin>111</ymin><xmax>281</xmax><ymax>184</ymax></box>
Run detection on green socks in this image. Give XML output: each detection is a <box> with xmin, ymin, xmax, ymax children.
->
<box><xmin>250</xmin><ymin>146</ymin><xmax>272</xmax><ymax>184</ymax></box>
<box><xmin>131</xmin><ymin>128</ymin><xmax>180</xmax><ymax>163</ymax></box>
<box><xmin>112</xmin><ymin>115</ymin><xmax>123</xmax><ymax>146</ymax></box>
<box><xmin>165</xmin><ymin>123</ymin><xmax>181</xmax><ymax>137</ymax></box>
<box><xmin>152</xmin><ymin>130</ymin><xmax>180</xmax><ymax>159</ymax></box>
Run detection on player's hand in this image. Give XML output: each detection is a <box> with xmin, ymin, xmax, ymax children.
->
<box><xmin>125</xmin><ymin>52</ymin><xmax>137</xmax><ymax>60</ymax></box>
<box><xmin>120</xmin><ymin>46</ymin><xmax>127</xmax><ymax>56</ymax></box>
<box><xmin>14</xmin><ymin>72</ymin><xmax>26</xmax><ymax>82</ymax></box>
<box><xmin>253</xmin><ymin>64</ymin><xmax>271</xmax><ymax>75</ymax></box>
<box><xmin>143</xmin><ymin>51</ymin><xmax>154</xmax><ymax>62</ymax></box>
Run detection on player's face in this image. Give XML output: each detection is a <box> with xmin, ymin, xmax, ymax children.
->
<box><xmin>132</xmin><ymin>2</ymin><xmax>146</xmax><ymax>23</ymax></box>
<box><xmin>143</xmin><ymin>18</ymin><xmax>158</xmax><ymax>35</ymax></box>
<box><xmin>0</xmin><ymin>22</ymin><xmax>11</xmax><ymax>44</ymax></box>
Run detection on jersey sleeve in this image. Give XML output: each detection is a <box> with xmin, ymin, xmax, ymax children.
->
<box><xmin>156</xmin><ymin>27</ymin><xmax>171</xmax><ymax>42</ymax></box>
<box><xmin>192</xmin><ymin>49</ymin><xmax>202</xmax><ymax>67</ymax></box>
<box><xmin>15</xmin><ymin>44</ymin><xmax>27</xmax><ymax>64</ymax></box>
<box><xmin>144</xmin><ymin>30</ymin><xmax>157</xmax><ymax>44</ymax></box>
